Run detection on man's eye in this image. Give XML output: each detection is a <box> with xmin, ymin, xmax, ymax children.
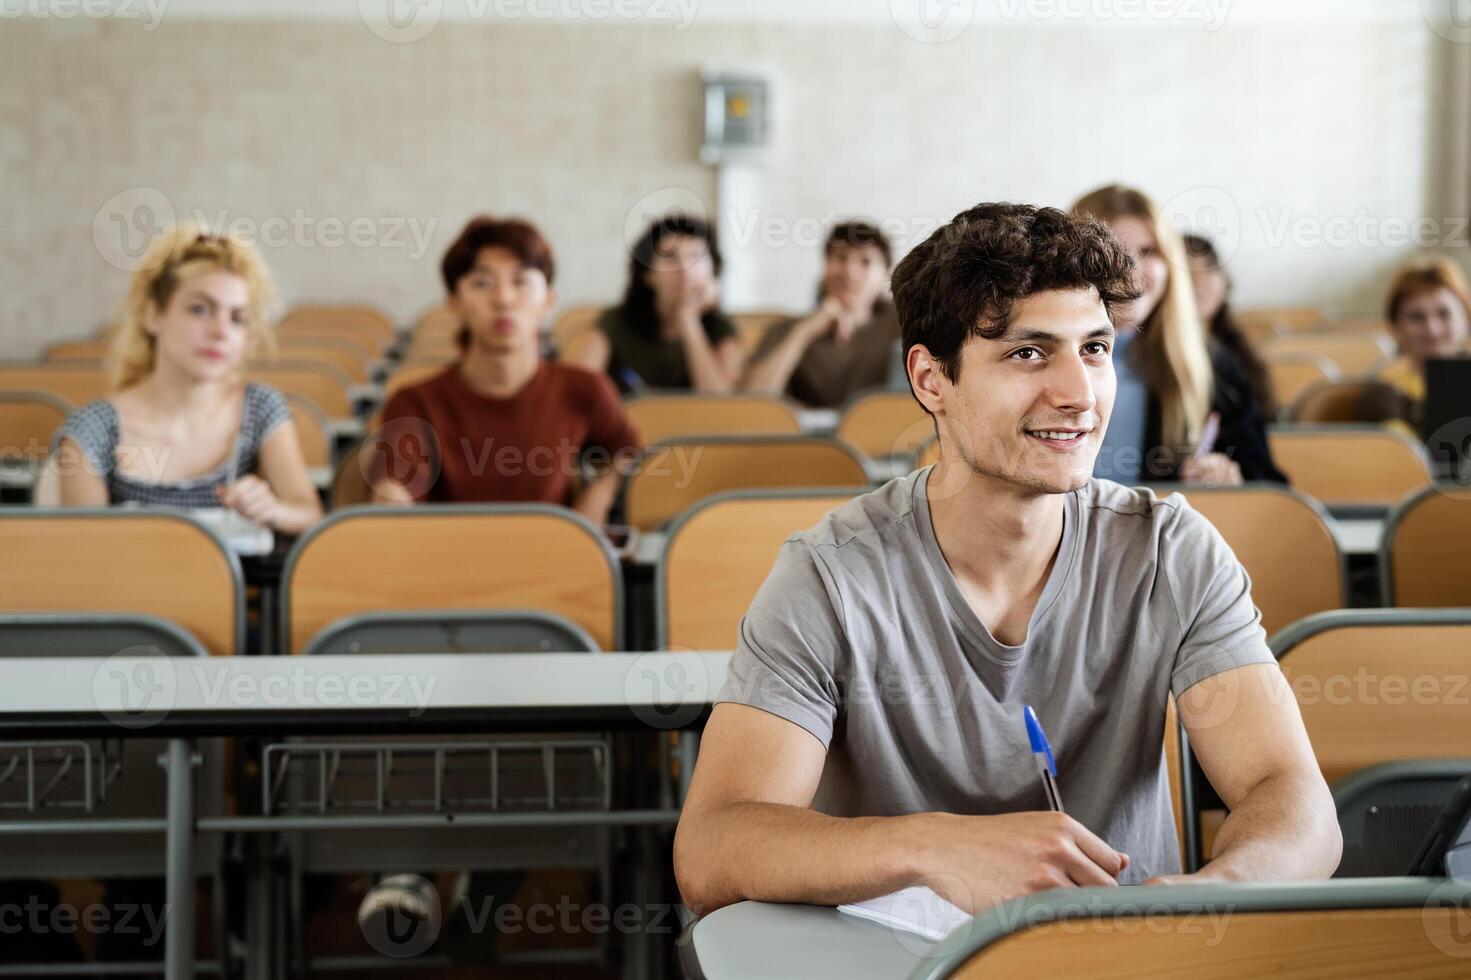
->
<box><xmin>1011</xmin><ymin>347</ymin><xmax>1042</xmax><ymax>361</ymax></box>
<box><xmin>1085</xmin><ymin>342</ymin><xmax>1110</xmax><ymax>356</ymax></box>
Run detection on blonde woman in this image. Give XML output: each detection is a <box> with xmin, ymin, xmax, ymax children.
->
<box><xmin>1072</xmin><ymin>185</ymin><xmax>1283</xmax><ymax>485</ymax></box>
<box><xmin>50</xmin><ymin>226</ymin><xmax>322</xmax><ymax>533</ymax></box>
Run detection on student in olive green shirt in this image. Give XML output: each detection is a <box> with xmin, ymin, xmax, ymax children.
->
<box><xmin>745</xmin><ymin>221</ymin><xmax>902</xmax><ymax>408</ymax></box>
<box><xmin>574</xmin><ymin>215</ymin><xmax>742</xmax><ymax>395</ymax></box>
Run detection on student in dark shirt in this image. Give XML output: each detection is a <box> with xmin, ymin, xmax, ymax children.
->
<box><xmin>572</xmin><ymin>215</ymin><xmax>742</xmax><ymax>394</ymax></box>
<box><xmin>374</xmin><ymin>216</ymin><xmax>641</xmax><ymax>521</ymax></box>
<box><xmin>1073</xmin><ymin>185</ymin><xmax>1284</xmax><ymax>484</ymax></box>
<box><xmin>1185</xmin><ymin>233</ymin><xmax>1278</xmax><ymax>419</ymax></box>
<box><xmin>744</xmin><ymin>221</ymin><xmax>902</xmax><ymax>408</ymax></box>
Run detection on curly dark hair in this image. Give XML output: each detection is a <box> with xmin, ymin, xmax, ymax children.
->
<box><xmin>891</xmin><ymin>202</ymin><xmax>1139</xmax><ymax>384</ymax></box>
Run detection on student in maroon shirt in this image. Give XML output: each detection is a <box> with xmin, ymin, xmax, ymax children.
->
<box><xmin>373</xmin><ymin>216</ymin><xmax>642</xmax><ymax>521</ymax></box>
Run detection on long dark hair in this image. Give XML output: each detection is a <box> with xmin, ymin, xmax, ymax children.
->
<box><xmin>620</xmin><ymin>215</ymin><xmax>723</xmax><ymax>337</ymax></box>
<box><xmin>1183</xmin><ymin>234</ymin><xmax>1276</xmax><ymax>417</ymax></box>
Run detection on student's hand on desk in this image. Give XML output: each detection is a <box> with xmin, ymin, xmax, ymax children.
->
<box><xmin>216</xmin><ymin>476</ymin><xmax>280</xmax><ymax>528</ymax></box>
<box><xmin>1179</xmin><ymin>452</ymin><xmax>1243</xmax><ymax>486</ymax></box>
<box><xmin>914</xmin><ymin>811</ymin><xmax>1129</xmax><ymax>914</ymax></box>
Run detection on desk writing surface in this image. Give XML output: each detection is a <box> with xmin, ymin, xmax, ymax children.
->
<box><xmin>0</xmin><ymin>651</ymin><xmax>732</xmax><ymax>716</ymax></box>
<box><xmin>685</xmin><ymin>901</ymin><xmax>932</xmax><ymax>980</ymax></box>
<box><xmin>1330</xmin><ymin>516</ymin><xmax>1383</xmax><ymax>556</ymax></box>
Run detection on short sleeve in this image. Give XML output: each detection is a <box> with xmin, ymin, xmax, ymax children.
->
<box><xmin>1162</xmin><ymin>496</ymin><xmax>1276</xmax><ymax>698</ymax></box>
<box><xmin>49</xmin><ymin>400</ymin><xmax>118</xmax><ymax>477</ymax></box>
<box><xmin>247</xmin><ymin>384</ymin><xmax>292</xmax><ymax>446</ymax></box>
<box><xmin>579</xmin><ymin>371</ymin><xmax>643</xmax><ymax>460</ymax></box>
<box><xmin>715</xmin><ymin>539</ymin><xmax>848</xmax><ymax>748</ymax></box>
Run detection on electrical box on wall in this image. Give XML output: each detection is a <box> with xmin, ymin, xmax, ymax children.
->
<box><xmin>701</xmin><ymin>71</ymin><xmax>771</xmax><ymax>165</ymax></box>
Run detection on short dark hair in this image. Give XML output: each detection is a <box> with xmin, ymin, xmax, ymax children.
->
<box><xmin>441</xmin><ymin>216</ymin><xmax>556</xmax><ymax>294</ymax></box>
<box><xmin>891</xmin><ymin>202</ymin><xmax>1138</xmax><ymax>383</ymax></box>
<box><xmin>825</xmin><ymin>221</ymin><xmax>893</xmax><ymax>268</ymax></box>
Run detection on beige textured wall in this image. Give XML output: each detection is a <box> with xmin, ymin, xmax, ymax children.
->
<box><xmin>0</xmin><ymin>13</ymin><xmax>1447</xmax><ymax>357</ymax></box>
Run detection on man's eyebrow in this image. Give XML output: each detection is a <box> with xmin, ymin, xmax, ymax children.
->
<box><xmin>998</xmin><ymin>324</ymin><xmax>1117</xmax><ymax>343</ymax></box>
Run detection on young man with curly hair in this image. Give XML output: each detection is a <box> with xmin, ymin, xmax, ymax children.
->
<box><xmin>674</xmin><ymin>203</ymin><xmax>1340</xmax><ymax>916</ymax></box>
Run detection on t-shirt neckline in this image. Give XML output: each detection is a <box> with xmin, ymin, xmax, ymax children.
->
<box><xmin>912</xmin><ymin>465</ymin><xmax>1081</xmax><ymax>664</ymax></box>
<box><xmin>451</xmin><ymin>358</ymin><xmax>544</xmax><ymax>404</ymax></box>
<box><xmin>105</xmin><ymin>385</ymin><xmax>251</xmax><ymax>488</ymax></box>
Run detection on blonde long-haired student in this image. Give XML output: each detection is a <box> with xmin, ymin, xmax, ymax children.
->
<box><xmin>48</xmin><ymin>226</ymin><xmax>323</xmax><ymax>533</ymax></box>
<box><xmin>1072</xmin><ymin>185</ymin><xmax>1284</xmax><ymax>485</ymax></box>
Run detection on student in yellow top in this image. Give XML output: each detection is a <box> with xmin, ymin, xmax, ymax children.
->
<box><xmin>1359</xmin><ymin>258</ymin><xmax>1471</xmax><ymax>429</ymax></box>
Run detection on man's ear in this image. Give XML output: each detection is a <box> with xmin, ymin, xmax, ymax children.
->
<box><xmin>446</xmin><ymin>289</ymin><xmax>463</xmax><ymax>318</ymax></box>
<box><xmin>908</xmin><ymin>344</ymin><xmax>947</xmax><ymax>416</ymax></box>
<box><xmin>542</xmin><ymin>286</ymin><xmax>559</xmax><ymax>326</ymax></box>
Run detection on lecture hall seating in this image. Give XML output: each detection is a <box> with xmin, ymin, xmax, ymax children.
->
<box><xmin>623</xmin><ymin>435</ymin><xmax>870</xmax><ymax>531</ymax></box>
<box><xmin>281</xmin><ymin>504</ymin><xmax>623</xmax><ymax>654</ymax></box>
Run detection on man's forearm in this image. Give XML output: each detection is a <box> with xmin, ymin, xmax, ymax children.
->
<box><xmin>674</xmin><ymin>800</ymin><xmax>929</xmax><ymax>914</ymax></box>
<box><xmin>1200</xmin><ymin>770</ymin><xmax>1342</xmax><ymax>881</ymax></box>
<box><xmin>571</xmin><ymin>469</ymin><xmax>621</xmax><ymax>525</ymax></box>
<box><xmin>743</xmin><ymin>316</ymin><xmax>822</xmax><ymax>395</ymax></box>
<box><xmin>677</xmin><ymin>317</ymin><xmax>737</xmax><ymax>394</ymax></box>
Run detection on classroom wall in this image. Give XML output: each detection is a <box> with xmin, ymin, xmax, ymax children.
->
<box><xmin>0</xmin><ymin>8</ymin><xmax>1456</xmax><ymax>356</ymax></box>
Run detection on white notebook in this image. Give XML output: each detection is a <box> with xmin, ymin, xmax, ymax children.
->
<box><xmin>837</xmin><ymin>886</ymin><xmax>971</xmax><ymax>942</ymax></box>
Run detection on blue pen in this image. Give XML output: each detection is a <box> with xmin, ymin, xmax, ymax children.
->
<box><xmin>618</xmin><ymin>367</ymin><xmax>649</xmax><ymax>395</ymax></box>
<box><xmin>1023</xmin><ymin>704</ymin><xmax>1065</xmax><ymax>813</ymax></box>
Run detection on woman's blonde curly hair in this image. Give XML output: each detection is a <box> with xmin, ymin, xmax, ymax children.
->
<box><xmin>109</xmin><ymin>225</ymin><xmax>279</xmax><ymax>389</ymax></box>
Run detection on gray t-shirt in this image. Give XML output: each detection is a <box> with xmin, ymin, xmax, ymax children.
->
<box><xmin>716</xmin><ymin>466</ymin><xmax>1274</xmax><ymax>882</ymax></box>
